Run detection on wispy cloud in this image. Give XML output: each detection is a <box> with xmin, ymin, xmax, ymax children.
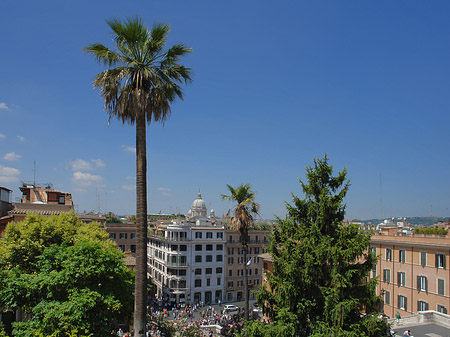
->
<box><xmin>126</xmin><ymin>176</ymin><xmax>135</xmax><ymax>180</ymax></box>
<box><xmin>122</xmin><ymin>145</ymin><xmax>136</xmax><ymax>153</ymax></box>
<box><xmin>92</xmin><ymin>159</ymin><xmax>105</xmax><ymax>168</ymax></box>
<box><xmin>122</xmin><ymin>184</ymin><xmax>135</xmax><ymax>191</ymax></box>
<box><xmin>17</xmin><ymin>136</ymin><xmax>25</xmax><ymax>142</ymax></box>
<box><xmin>157</xmin><ymin>187</ymin><xmax>172</xmax><ymax>197</ymax></box>
<box><xmin>0</xmin><ymin>165</ymin><xmax>20</xmax><ymax>183</ymax></box>
<box><xmin>0</xmin><ymin>133</ymin><xmax>5</xmax><ymax>140</ymax></box>
<box><xmin>0</xmin><ymin>102</ymin><xmax>9</xmax><ymax>110</ymax></box>
<box><xmin>3</xmin><ymin>152</ymin><xmax>21</xmax><ymax>161</ymax></box>
<box><xmin>72</xmin><ymin>171</ymin><xmax>103</xmax><ymax>186</ymax></box>
<box><xmin>70</xmin><ymin>159</ymin><xmax>93</xmax><ymax>171</ymax></box>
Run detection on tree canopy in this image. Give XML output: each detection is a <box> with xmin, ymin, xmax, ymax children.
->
<box><xmin>246</xmin><ymin>156</ymin><xmax>388</xmax><ymax>337</ymax></box>
<box><xmin>0</xmin><ymin>212</ymin><xmax>133</xmax><ymax>337</ymax></box>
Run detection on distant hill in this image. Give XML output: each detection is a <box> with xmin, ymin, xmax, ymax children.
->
<box><xmin>358</xmin><ymin>216</ymin><xmax>449</xmax><ymax>227</ymax></box>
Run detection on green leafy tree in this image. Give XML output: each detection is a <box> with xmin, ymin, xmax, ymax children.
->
<box><xmin>0</xmin><ymin>212</ymin><xmax>133</xmax><ymax>337</ymax></box>
<box><xmin>222</xmin><ymin>184</ymin><xmax>259</xmax><ymax>320</ymax></box>
<box><xmin>249</xmin><ymin>156</ymin><xmax>388</xmax><ymax>337</ymax></box>
<box><xmin>84</xmin><ymin>17</ymin><xmax>192</xmax><ymax>336</ymax></box>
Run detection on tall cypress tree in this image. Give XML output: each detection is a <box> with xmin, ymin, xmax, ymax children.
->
<box><xmin>253</xmin><ymin>156</ymin><xmax>388</xmax><ymax>337</ymax></box>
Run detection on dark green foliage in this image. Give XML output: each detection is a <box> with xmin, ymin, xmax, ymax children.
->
<box><xmin>0</xmin><ymin>212</ymin><xmax>133</xmax><ymax>337</ymax></box>
<box><xmin>250</xmin><ymin>156</ymin><xmax>388</xmax><ymax>337</ymax></box>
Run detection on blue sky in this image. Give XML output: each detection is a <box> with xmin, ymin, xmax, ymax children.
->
<box><xmin>1</xmin><ymin>1</ymin><xmax>450</xmax><ymax>220</ymax></box>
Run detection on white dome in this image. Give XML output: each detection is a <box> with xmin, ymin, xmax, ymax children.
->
<box><xmin>190</xmin><ymin>192</ymin><xmax>207</xmax><ymax>217</ymax></box>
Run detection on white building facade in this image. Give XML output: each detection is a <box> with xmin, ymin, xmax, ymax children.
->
<box><xmin>148</xmin><ymin>193</ymin><xmax>225</xmax><ymax>305</ymax></box>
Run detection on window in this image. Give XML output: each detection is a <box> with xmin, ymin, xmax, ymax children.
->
<box><xmin>207</xmin><ymin>279</ymin><xmax>211</xmax><ymax>286</ymax></box>
<box><xmin>217</xmin><ymin>232</ymin><xmax>223</xmax><ymax>239</ymax></box>
<box><xmin>438</xmin><ymin>305</ymin><xmax>448</xmax><ymax>314</ymax></box>
<box><xmin>420</xmin><ymin>251</ymin><xmax>427</xmax><ymax>267</ymax></box>
<box><xmin>386</xmin><ymin>248</ymin><xmax>392</xmax><ymax>261</ymax></box>
<box><xmin>228</xmin><ymin>257</ymin><xmax>234</xmax><ymax>264</ymax></box>
<box><xmin>216</xmin><ymin>244</ymin><xmax>223</xmax><ymax>251</ymax></box>
<box><xmin>216</xmin><ymin>267</ymin><xmax>223</xmax><ymax>274</ymax></box>
<box><xmin>179</xmin><ymin>270</ymin><xmax>186</xmax><ymax>276</ymax></box>
<box><xmin>383</xmin><ymin>269</ymin><xmax>391</xmax><ymax>283</ymax></box>
<box><xmin>436</xmin><ymin>253</ymin><xmax>446</xmax><ymax>269</ymax></box>
<box><xmin>417</xmin><ymin>275</ymin><xmax>428</xmax><ymax>292</ymax></box>
<box><xmin>206</xmin><ymin>268</ymin><xmax>212</xmax><ymax>274</ymax></box>
<box><xmin>385</xmin><ymin>290</ymin><xmax>391</xmax><ymax>305</ymax></box>
<box><xmin>418</xmin><ymin>301</ymin><xmax>429</xmax><ymax>311</ymax></box>
<box><xmin>109</xmin><ymin>233</ymin><xmax>116</xmax><ymax>239</ymax></box>
<box><xmin>118</xmin><ymin>245</ymin><xmax>125</xmax><ymax>252</ymax></box>
<box><xmin>397</xmin><ymin>272</ymin><xmax>406</xmax><ymax>287</ymax></box>
<box><xmin>254</xmin><ymin>279</ymin><xmax>259</xmax><ymax>285</ymax></box>
<box><xmin>438</xmin><ymin>279</ymin><xmax>445</xmax><ymax>296</ymax></box>
<box><xmin>370</xmin><ymin>246</ymin><xmax>376</xmax><ymax>255</ymax></box>
<box><xmin>237</xmin><ymin>280</ymin><xmax>243</xmax><ymax>287</ymax></box>
<box><xmin>195</xmin><ymin>279</ymin><xmax>202</xmax><ymax>287</ymax></box>
<box><xmin>195</xmin><ymin>232</ymin><xmax>202</xmax><ymax>239</ymax></box>
<box><xmin>255</xmin><ymin>247</ymin><xmax>260</xmax><ymax>254</ymax></box>
<box><xmin>255</xmin><ymin>268</ymin><xmax>258</xmax><ymax>275</ymax></box>
<box><xmin>58</xmin><ymin>195</ymin><xmax>65</xmax><ymax>204</ymax></box>
<box><xmin>217</xmin><ymin>277</ymin><xmax>221</xmax><ymax>286</ymax></box>
<box><xmin>195</xmin><ymin>268</ymin><xmax>202</xmax><ymax>275</ymax></box>
<box><xmin>171</xmin><ymin>245</ymin><xmax>178</xmax><ymax>251</ymax></box>
<box><xmin>216</xmin><ymin>255</ymin><xmax>223</xmax><ymax>262</ymax></box>
<box><xmin>372</xmin><ymin>264</ymin><xmax>377</xmax><ymax>278</ymax></box>
<box><xmin>227</xmin><ymin>281</ymin><xmax>233</xmax><ymax>288</ymax></box>
<box><xmin>228</xmin><ymin>270</ymin><xmax>232</xmax><ymax>276</ymax></box>
<box><xmin>206</xmin><ymin>244</ymin><xmax>213</xmax><ymax>251</ymax></box>
<box><xmin>238</xmin><ymin>269</ymin><xmax>244</xmax><ymax>276</ymax></box>
<box><xmin>238</xmin><ymin>247</ymin><xmax>242</xmax><ymax>255</ymax></box>
<box><xmin>119</xmin><ymin>233</ymin><xmax>127</xmax><ymax>239</ymax></box>
<box><xmin>206</xmin><ymin>255</ymin><xmax>213</xmax><ymax>262</ymax></box>
<box><xmin>238</xmin><ymin>257</ymin><xmax>244</xmax><ymax>264</ymax></box>
<box><xmin>195</xmin><ymin>255</ymin><xmax>202</xmax><ymax>263</ymax></box>
<box><xmin>180</xmin><ymin>245</ymin><xmax>187</xmax><ymax>251</ymax></box>
<box><xmin>398</xmin><ymin>295</ymin><xmax>407</xmax><ymax>310</ymax></box>
<box><xmin>206</xmin><ymin>232</ymin><xmax>213</xmax><ymax>239</ymax></box>
<box><xmin>229</xmin><ymin>235</ymin><xmax>233</xmax><ymax>243</ymax></box>
<box><xmin>195</xmin><ymin>245</ymin><xmax>202</xmax><ymax>251</ymax></box>
<box><xmin>228</xmin><ymin>247</ymin><xmax>233</xmax><ymax>255</ymax></box>
<box><xmin>255</xmin><ymin>235</ymin><xmax>259</xmax><ymax>242</ymax></box>
<box><xmin>399</xmin><ymin>249</ymin><xmax>406</xmax><ymax>263</ymax></box>
<box><xmin>130</xmin><ymin>245</ymin><xmax>136</xmax><ymax>253</ymax></box>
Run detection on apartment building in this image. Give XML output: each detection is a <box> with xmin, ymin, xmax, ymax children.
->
<box><xmin>224</xmin><ymin>229</ymin><xmax>270</xmax><ymax>302</ymax></box>
<box><xmin>147</xmin><ymin>192</ymin><xmax>225</xmax><ymax>305</ymax></box>
<box><xmin>104</xmin><ymin>222</ymin><xmax>137</xmax><ymax>254</ymax></box>
<box><xmin>370</xmin><ymin>231</ymin><xmax>450</xmax><ymax>318</ymax></box>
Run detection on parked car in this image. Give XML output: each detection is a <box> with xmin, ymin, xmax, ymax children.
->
<box><xmin>224</xmin><ymin>305</ymin><xmax>239</xmax><ymax>312</ymax></box>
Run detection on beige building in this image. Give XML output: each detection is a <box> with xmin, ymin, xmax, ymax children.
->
<box><xmin>370</xmin><ymin>229</ymin><xmax>450</xmax><ymax>318</ymax></box>
<box><xmin>224</xmin><ymin>229</ymin><xmax>270</xmax><ymax>302</ymax></box>
<box><xmin>104</xmin><ymin>222</ymin><xmax>137</xmax><ymax>255</ymax></box>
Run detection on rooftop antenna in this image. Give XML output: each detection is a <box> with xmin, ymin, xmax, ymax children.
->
<box><xmin>379</xmin><ymin>173</ymin><xmax>383</xmax><ymax>220</ymax></box>
<box><xmin>33</xmin><ymin>160</ymin><xmax>37</xmax><ymax>187</ymax></box>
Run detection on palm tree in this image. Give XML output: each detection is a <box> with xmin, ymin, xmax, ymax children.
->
<box><xmin>222</xmin><ymin>184</ymin><xmax>259</xmax><ymax>320</ymax></box>
<box><xmin>84</xmin><ymin>17</ymin><xmax>192</xmax><ymax>337</ymax></box>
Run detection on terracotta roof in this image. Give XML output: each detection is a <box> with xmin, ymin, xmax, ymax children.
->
<box><xmin>9</xmin><ymin>203</ymin><xmax>73</xmax><ymax>216</ymax></box>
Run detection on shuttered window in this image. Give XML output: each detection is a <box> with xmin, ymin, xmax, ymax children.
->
<box><xmin>438</xmin><ymin>279</ymin><xmax>445</xmax><ymax>296</ymax></box>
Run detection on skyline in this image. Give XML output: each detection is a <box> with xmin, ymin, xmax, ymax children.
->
<box><xmin>1</xmin><ymin>1</ymin><xmax>450</xmax><ymax>220</ymax></box>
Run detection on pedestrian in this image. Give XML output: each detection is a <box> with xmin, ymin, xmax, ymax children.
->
<box><xmin>117</xmin><ymin>328</ymin><xmax>124</xmax><ymax>337</ymax></box>
<box><xmin>403</xmin><ymin>330</ymin><xmax>412</xmax><ymax>337</ymax></box>
<box><xmin>395</xmin><ymin>311</ymin><xmax>401</xmax><ymax>323</ymax></box>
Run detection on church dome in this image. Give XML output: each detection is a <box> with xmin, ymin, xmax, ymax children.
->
<box><xmin>190</xmin><ymin>192</ymin><xmax>207</xmax><ymax>217</ymax></box>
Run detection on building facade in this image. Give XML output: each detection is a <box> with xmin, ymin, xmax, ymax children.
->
<box><xmin>224</xmin><ymin>229</ymin><xmax>270</xmax><ymax>302</ymax></box>
<box><xmin>104</xmin><ymin>222</ymin><xmax>137</xmax><ymax>254</ymax></box>
<box><xmin>147</xmin><ymin>192</ymin><xmax>225</xmax><ymax>305</ymax></box>
<box><xmin>370</xmin><ymin>231</ymin><xmax>450</xmax><ymax>318</ymax></box>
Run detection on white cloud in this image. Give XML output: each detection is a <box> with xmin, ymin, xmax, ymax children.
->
<box><xmin>3</xmin><ymin>152</ymin><xmax>21</xmax><ymax>161</ymax></box>
<box><xmin>0</xmin><ymin>102</ymin><xmax>8</xmax><ymax>110</ymax></box>
<box><xmin>72</xmin><ymin>171</ymin><xmax>103</xmax><ymax>186</ymax></box>
<box><xmin>126</xmin><ymin>176</ymin><xmax>135</xmax><ymax>180</ymax></box>
<box><xmin>157</xmin><ymin>187</ymin><xmax>171</xmax><ymax>197</ymax></box>
<box><xmin>92</xmin><ymin>159</ymin><xmax>105</xmax><ymax>168</ymax></box>
<box><xmin>17</xmin><ymin>136</ymin><xmax>25</xmax><ymax>142</ymax></box>
<box><xmin>122</xmin><ymin>184</ymin><xmax>135</xmax><ymax>191</ymax></box>
<box><xmin>122</xmin><ymin>145</ymin><xmax>136</xmax><ymax>153</ymax></box>
<box><xmin>0</xmin><ymin>133</ymin><xmax>5</xmax><ymax>140</ymax></box>
<box><xmin>70</xmin><ymin>159</ymin><xmax>93</xmax><ymax>171</ymax></box>
<box><xmin>0</xmin><ymin>165</ymin><xmax>21</xmax><ymax>183</ymax></box>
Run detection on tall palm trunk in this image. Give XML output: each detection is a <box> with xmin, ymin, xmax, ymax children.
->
<box><xmin>134</xmin><ymin>115</ymin><xmax>148</xmax><ymax>337</ymax></box>
<box><xmin>243</xmin><ymin>239</ymin><xmax>249</xmax><ymax>320</ymax></box>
